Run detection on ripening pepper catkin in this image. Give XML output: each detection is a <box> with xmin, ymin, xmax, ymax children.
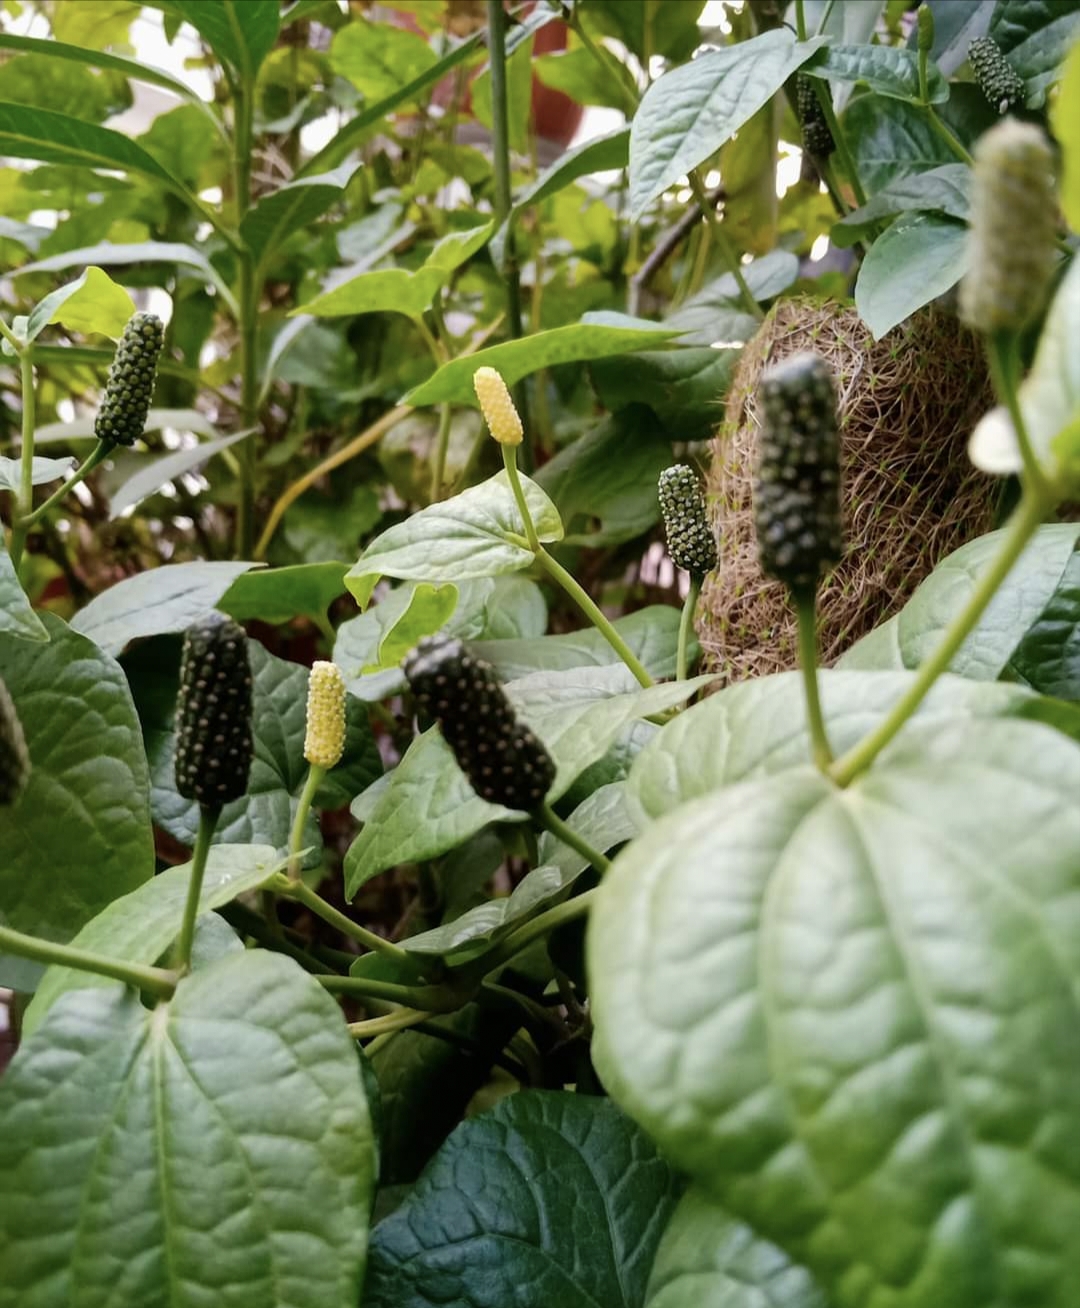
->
<box><xmin>94</xmin><ymin>311</ymin><xmax>164</xmax><ymax>448</ymax></box>
<box><xmin>403</xmin><ymin>634</ymin><xmax>555</xmax><ymax>811</ymax></box>
<box><xmin>0</xmin><ymin>676</ymin><xmax>29</xmax><ymax>806</ymax></box>
<box><xmin>174</xmin><ymin>614</ymin><xmax>253</xmax><ymax>807</ymax></box>
<box><xmin>658</xmin><ymin>465</ymin><xmax>718</xmax><ymax>579</ymax></box>
<box><xmin>959</xmin><ymin>119</ymin><xmax>1057</xmax><ymax>336</ymax></box>
<box><xmin>796</xmin><ymin>73</ymin><xmax>834</xmax><ymax>157</ymax></box>
<box><xmin>304</xmin><ymin>661</ymin><xmax>346</xmax><ymax>770</ymax></box>
<box><xmin>754</xmin><ymin>352</ymin><xmax>843</xmax><ymax>593</ymax></box>
<box><xmin>968</xmin><ymin>37</ymin><xmax>1026</xmax><ymax>115</ymax></box>
<box><xmin>473</xmin><ymin>366</ymin><xmax>523</xmax><ymax>446</ymax></box>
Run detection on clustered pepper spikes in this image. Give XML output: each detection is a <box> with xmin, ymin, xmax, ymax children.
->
<box><xmin>94</xmin><ymin>311</ymin><xmax>164</xmax><ymax>449</ymax></box>
<box><xmin>968</xmin><ymin>37</ymin><xmax>1026</xmax><ymax>115</ymax></box>
<box><xmin>959</xmin><ymin>119</ymin><xmax>1057</xmax><ymax>337</ymax></box>
<box><xmin>174</xmin><ymin>614</ymin><xmax>253</xmax><ymax>807</ymax></box>
<box><xmin>403</xmin><ymin>634</ymin><xmax>555</xmax><ymax>812</ymax></box>
<box><xmin>754</xmin><ymin>351</ymin><xmax>843</xmax><ymax>593</ymax></box>
<box><xmin>0</xmin><ymin>676</ymin><xmax>30</xmax><ymax>807</ymax></box>
<box><xmin>658</xmin><ymin>464</ymin><xmax>718</xmax><ymax>580</ymax></box>
<box><xmin>796</xmin><ymin>74</ymin><xmax>834</xmax><ymax>158</ymax></box>
<box><xmin>304</xmin><ymin>661</ymin><xmax>346</xmax><ymax>771</ymax></box>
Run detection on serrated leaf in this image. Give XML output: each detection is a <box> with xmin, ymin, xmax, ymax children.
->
<box><xmin>0</xmin><ymin>455</ymin><xmax>74</xmax><ymax>492</ymax></box>
<box><xmin>0</xmin><ymin>951</ymin><xmax>374</xmax><ymax>1308</ymax></box>
<box><xmin>854</xmin><ymin>213</ymin><xmax>968</xmax><ymax>339</ymax></box>
<box><xmin>71</xmin><ymin>560</ymin><xmax>258</xmax><ymax>656</ymax></box>
<box><xmin>629</xmin><ymin>31</ymin><xmax>824</xmax><ymax>220</ymax></box>
<box><xmin>628</xmin><ymin>667</ymin><xmax>1080</xmax><ymax>823</ymax></box>
<box><xmin>345</xmin><ymin>470</ymin><xmax>562</xmax><ymax>610</ymax></box>
<box><xmin>219</xmin><ymin>561</ymin><xmax>350</xmax><ymax>625</ymax></box>
<box><xmin>804</xmin><ymin>42</ymin><xmax>948</xmax><ymax>103</ymax></box>
<box><xmin>405</xmin><ymin>313</ymin><xmax>679</xmax><ymax>406</ymax></box>
<box><xmin>170</xmin><ymin>0</ymin><xmax>280</xmax><ymax>83</ymax></box>
<box><xmin>838</xmin><ymin>523</ymin><xmax>1080</xmax><ymax>676</ymax></box>
<box><xmin>25</xmin><ymin>265</ymin><xmax>134</xmax><ymax>343</ymax></box>
<box><xmin>23</xmin><ymin>844</ymin><xmax>285</xmax><ymax>1036</ymax></box>
<box><xmin>125</xmin><ymin>636</ymin><xmax>380</xmax><ymax>859</ymax></box>
<box><xmin>109</xmin><ymin>430</ymin><xmax>253</xmax><ymax>517</ymax></box>
<box><xmin>240</xmin><ymin>164</ymin><xmax>358</xmax><ymax>267</ymax></box>
<box><xmin>590</xmin><ymin>716</ymin><xmax>1080</xmax><ymax>1308</ymax></box>
<box><xmin>645</xmin><ymin>1187</ymin><xmax>826</xmax><ymax>1308</ymax></box>
<box><xmin>0</xmin><ymin>614</ymin><xmax>153</xmax><ymax>991</ymax></box>
<box><xmin>364</xmin><ymin>1091</ymin><xmax>681</xmax><ymax>1308</ymax></box>
<box><xmin>0</xmin><ymin>534</ymin><xmax>46</xmax><ymax>643</ymax></box>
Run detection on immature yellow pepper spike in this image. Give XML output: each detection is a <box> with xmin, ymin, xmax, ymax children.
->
<box><xmin>304</xmin><ymin>661</ymin><xmax>346</xmax><ymax>770</ymax></box>
<box><xmin>473</xmin><ymin>366</ymin><xmax>523</xmax><ymax>446</ymax></box>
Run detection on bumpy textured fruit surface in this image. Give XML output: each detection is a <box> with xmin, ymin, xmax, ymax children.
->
<box><xmin>658</xmin><ymin>465</ymin><xmax>718</xmax><ymax>579</ymax></box>
<box><xmin>304</xmin><ymin>660</ymin><xmax>346</xmax><ymax>770</ymax></box>
<box><xmin>473</xmin><ymin>366</ymin><xmax>523</xmax><ymax>446</ymax></box>
<box><xmin>94</xmin><ymin>311</ymin><xmax>164</xmax><ymax>448</ymax></box>
<box><xmin>968</xmin><ymin>37</ymin><xmax>1026</xmax><ymax>114</ymax></box>
<box><xmin>404</xmin><ymin>634</ymin><xmax>555</xmax><ymax>811</ymax></box>
<box><xmin>796</xmin><ymin>73</ymin><xmax>834</xmax><ymax>157</ymax></box>
<box><xmin>755</xmin><ymin>351</ymin><xmax>842</xmax><ymax>592</ymax></box>
<box><xmin>175</xmin><ymin>614</ymin><xmax>253</xmax><ymax>807</ymax></box>
<box><xmin>0</xmin><ymin>676</ymin><xmax>29</xmax><ymax>806</ymax></box>
<box><xmin>959</xmin><ymin>119</ymin><xmax>1057</xmax><ymax>335</ymax></box>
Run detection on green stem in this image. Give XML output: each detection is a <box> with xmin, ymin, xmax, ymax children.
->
<box><xmin>812</xmin><ymin>82</ymin><xmax>867</xmax><ymax>207</ymax></box>
<box><xmin>430</xmin><ymin>403</ymin><xmax>454</xmax><ymax>502</ymax></box>
<box><xmin>986</xmin><ymin>331</ymin><xmax>1049</xmax><ymax>500</ymax></box>
<box><xmin>274</xmin><ymin>875</ymin><xmax>417</xmax><ymax>966</ymax></box>
<box><xmin>535</xmin><ymin>547</ymin><xmax>654</xmax><ymax>688</ymax></box>
<box><xmin>830</xmin><ymin>490</ymin><xmax>1049</xmax><ymax>787</ymax></box>
<box><xmin>502</xmin><ymin>444</ymin><xmax>540</xmax><ymax>552</ymax></box>
<box><xmin>484</xmin><ymin>887</ymin><xmax>598</xmax><ymax>971</ymax></box>
<box><xmin>794</xmin><ymin>587</ymin><xmax>833</xmax><ymax>771</ymax></box>
<box><xmin>570</xmin><ymin>11</ymin><xmax>638</xmax><ymax>116</ymax></box>
<box><xmin>925</xmin><ymin>107</ymin><xmax>974</xmax><ymax>165</ymax></box>
<box><xmin>0</xmin><ymin>922</ymin><xmax>177</xmax><ymax>998</ymax></box>
<box><xmin>688</xmin><ymin>171</ymin><xmax>762</xmax><ymax>320</ymax></box>
<box><xmin>21</xmin><ymin>440</ymin><xmax>110</xmax><ymax>528</ymax></box>
<box><xmin>794</xmin><ymin>0</ymin><xmax>807</xmax><ymax>39</ymax></box>
<box><xmin>814</xmin><ymin>0</ymin><xmax>836</xmax><ymax>36</ymax></box>
<box><xmin>677</xmin><ymin>577</ymin><xmax>700</xmax><ymax>681</ymax></box>
<box><xmin>318</xmin><ymin>971</ymin><xmax>463</xmax><ymax>1011</ymax></box>
<box><xmin>287</xmin><ymin>763</ymin><xmax>325</xmax><ymax>882</ymax></box>
<box><xmin>232</xmin><ymin>76</ymin><xmax>258</xmax><ymax>560</ymax></box>
<box><xmin>917</xmin><ymin>33</ymin><xmax>929</xmax><ymax>103</ymax></box>
<box><xmin>9</xmin><ymin>350</ymin><xmax>36</xmax><ymax>571</ymax></box>
<box><xmin>538</xmin><ymin>803</ymin><xmax>612</xmax><ymax>873</ymax></box>
<box><xmin>174</xmin><ymin>804</ymin><xmax>221</xmax><ymax>972</ymax></box>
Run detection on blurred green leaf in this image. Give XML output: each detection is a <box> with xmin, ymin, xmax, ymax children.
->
<box><xmin>25</xmin><ymin>266</ymin><xmax>134</xmax><ymax>343</ymax></box>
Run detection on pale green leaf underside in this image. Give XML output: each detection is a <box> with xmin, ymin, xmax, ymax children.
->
<box><xmin>591</xmin><ymin>716</ymin><xmax>1080</xmax><ymax>1308</ymax></box>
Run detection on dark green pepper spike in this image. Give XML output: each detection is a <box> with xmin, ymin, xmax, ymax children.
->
<box><xmin>175</xmin><ymin>614</ymin><xmax>253</xmax><ymax>807</ymax></box>
<box><xmin>968</xmin><ymin>37</ymin><xmax>1026</xmax><ymax>115</ymax></box>
<box><xmin>0</xmin><ymin>676</ymin><xmax>29</xmax><ymax>806</ymax></box>
<box><xmin>796</xmin><ymin>73</ymin><xmax>834</xmax><ymax>157</ymax></box>
<box><xmin>755</xmin><ymin>351</ymin><xmax>843</xmax><ymax>592</ymax></box>
<box><xmin>658</xmin><ymin>464</ymin><xmax>718</xmax><ymax>580</ymax></box>
<box><xmin>94</xmin><ymin>311</ymin><xmax>164</xmax><ymax>449</ymax></box>
<box><xmin>404</xmin><ymin>634</ymin><xmax>555</xmax><ymax>812</ymax></box>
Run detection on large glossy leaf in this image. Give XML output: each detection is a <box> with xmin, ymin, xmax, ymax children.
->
<box><xmin>24</xmin><ymin>845</ymin><xmax>284</xmax><ymax>1037</ymax></box>
<box><xmin>854</xmin><ymin>213</ymin><xmax>968</xmax><ymax>339</ymax></box>
<box><xmin>838</xmin><ymin>524</ymin><xmax>1080</xmax><ymax>676</ymax></box>
<box><xmin>845</xmin><ymin>95</ymin><xmax>957</xmax><ymax>192</ymax></box>
<box><xmin>1004</xmin><ymin>544</ymin><xmax>1080</xmax><ymax>699</ymax></box>
<box><xmin>590</xmin><ymin>716</ymin><xmax>1080</xmax><ymax>1308</ymax></box>
<box><xmin>0</xmin><ymin>535</ymin><xmax>46</xmax><ymax>643</ymax></box>
<box><xmin>24</xmin><ymin>266</ymin><xmax>134</xmax><ymax>343</ymax></box>
<box><xmin>628</xmin><ymin>667</ymin><xmax>1080</xmax><ymax>823</ymax></box>
<box><xmin>645</xmin><ymin>1188</ymin><xmax>826</xmax><ymax>1308</ymax></box>
<box><xmin>71</xmin><ymin>560</ymin><xmax>258</xmax><ymax>656</ymax></box>
<box><xmin>628</xmin><ymin>31</ymin><xmax>823</xmax><ymax>219</ymax></box>
<box><xmin>219</xmin><ymin>561</ymin><xmax>350</xmax><ymax>625</ymax></box>
<box><xmin>589</xmin><ymin>348</ymin><xmax>738</xmax><ymax>445</ymax></box>
<box><xmin>344</xmin><ymin>668</ymin><xmax>712</xmax><ymax>894</ymax></box>
<box><xmin>989</xmin><ymin>0</ymin><xmax>1080</xmax><ymax>104</ymax></box>
<box><xmin>804</xmin><ymin>42</ymin><xmax>948</xmax><ymax>102</ymax></box>
<box><xmin>170</xmin><ymin>0</ymin><xmax>280</xmax><ymax>83</ymax></box>
<box><xmin>345</xmin><ymin>470</ymin><xmax>562</xmax><ymax>610</ymax></box>
<box><xmin>663</xmin><ymin>251</ymin><xmax>799</xmax><ymax>346</ymax></box>
<box><xmin>404</xmin><ymin>314</ymin><xmax>678</xmax><ymax>406</ymax></box>
<box><xmin>364</xmin><ymin>1091</ymin><xmax>681</xmax><ymax>1308</ymax></box>
<box><xmin>108</xmin><ymin>430</ymin><xmax>253</xmax><ymax>517</ymax></box>
<box><xmin>240</xmin><ymin>164</ymin><xmax>357</xmax><ymax>267</ymax></box>
<box><xmin>126</xmin><ymin>636</ymin><xmax>380</xmax><ymax>858</ymax></box>
<box><xmin>0</xmin><ymin>615</ymin><xmax>153</xmax><ymax>991</ymax></box>
<box><xmin>832</xmin><ymin>163</ymin><xmax>969</xmax><ymax>247</ymax></box>
<box><xmin>0</xmin><ymin>950</ymin><xmax>374</xmax><ymax>1308</ymax></box>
